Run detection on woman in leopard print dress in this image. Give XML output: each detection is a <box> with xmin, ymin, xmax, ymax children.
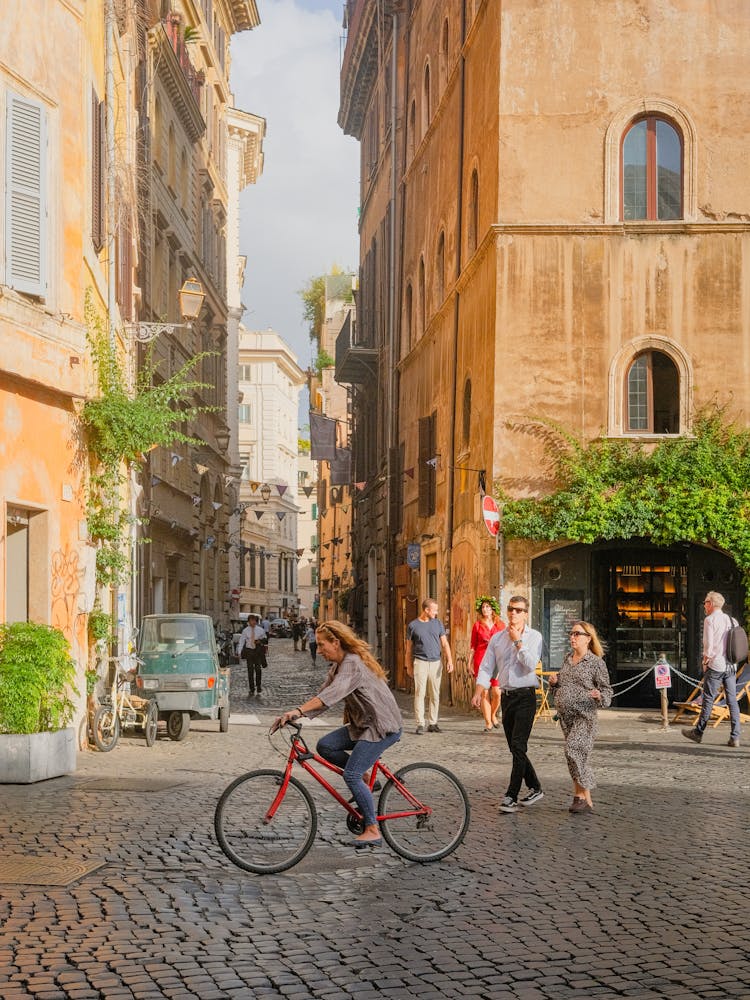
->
<box><xmin>548</xmin><ymin>621</ymin><xmax>612</xmax><ymax>814</ymax></box>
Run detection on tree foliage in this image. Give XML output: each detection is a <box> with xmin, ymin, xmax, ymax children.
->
<box><xmin>299</xmin><ymin>275</ymin><xmax>326</xmax><ymax>343</ymax></box>
<box><xmin>80</xmin><ymin>295</ymin><xmax>215</xmax><ymax>586</ymax></box>
<box><xmin>499</xmin><ymin>407</ymin><xmax>750</xmax><ymax>611</ymax></box>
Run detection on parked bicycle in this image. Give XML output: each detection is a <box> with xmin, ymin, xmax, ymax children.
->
<box><xmin>92</xmin><ymin>655</ymin><xmax>158</xmax><ymax>752</ymax></box>
<box><xmin>214</xmin><ymin>720</ymin><xmax>470</xmax><ymax>874</ymax></box>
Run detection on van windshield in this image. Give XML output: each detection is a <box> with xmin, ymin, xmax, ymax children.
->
<box><xmin>140</xmin><ymin>618</ymin><xmax>212</xmax><ymax>653</ymax></box>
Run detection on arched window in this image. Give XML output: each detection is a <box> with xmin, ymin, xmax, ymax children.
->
<box><xmin>462</xmin><ymin>378</ymin><xmax>471</xmax><ymax>447</ymax></box>
<box><xmin>422</xmin><ymin>62</ymin><xmax>431</xmax><ymax>134</ymax></box>
<box><xmin>468</xmin><ymin>168</ymin><xmax>479</xmax><ymax>254</ymax></box>
<box><xmin>418</xmin><ymin>257</ymin><xmax>426</xmax><ymax>334</ymax></box>
<box><xmin>622</xmin><ymin>116</ymin><xmax>682</xmax><ymax>220</ymax></box>
<box><xmin>626</xmin><ymin>350</ymin><xmax>679</xmax><ymax>433</ymax></box>
<box><xmin>436</xmin><ymin>230</ymin><xmax>445</xmax><ymax>303</ymax></box>
<box><xmin>440</xmin><ymin>18</ymin><xmax>449</xmax><ymax>92</ymax></box>
<box><xmin>404</xmin><ymin>282</ymin><xmax>413</xmax><ymax>353</ymax></box>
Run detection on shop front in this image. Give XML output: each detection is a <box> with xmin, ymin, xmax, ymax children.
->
<box><xmin>531</xmin><ymin>541</ymin><xmax>743</xmax><ymax>706</ymax></box>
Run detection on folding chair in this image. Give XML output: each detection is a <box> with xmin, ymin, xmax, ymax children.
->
<box><xmin>534</xmin><ymin>664</ymin><xmax>555</xmax><ymax>723</ymax></box>
<box><xmin>671</xmin><ymin>662</ymin><xmax>750</xmax><ymax>728</ymax></box>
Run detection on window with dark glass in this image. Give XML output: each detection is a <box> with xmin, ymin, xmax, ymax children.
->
<box><xmin>626</xmin><ymin>351</ymin><xmax>679</xmax><ymax>433</ymax></box>
<box><xmin>622</xmin><ymin>117</ymin><xmax>682</xmax><ymax>220</ymax></box>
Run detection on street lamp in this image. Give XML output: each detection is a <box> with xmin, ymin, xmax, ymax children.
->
<box><xmin>178</xmin><ymin>277</ymin><xmax>205</xmax><ymax>320</ymax></box>
<box><xmin>260</xmin><ymin>483</ymin><xmax>272</xmax><ymax>502</ymax></box>
<box><xmin>126</xmin><ymin>278</ymin><xmax>206</xmax><ymax>342</ymax></box>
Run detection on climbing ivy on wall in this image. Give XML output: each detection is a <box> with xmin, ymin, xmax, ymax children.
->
<box><xmin>499</xmin><ymin>407</ymin><xmax>750</xmax><ymax>612</ymax></box>
<box><xmin>80</xmin><ymin>295</ymin><xmax>215</xmax><ymax>586</ymax></box>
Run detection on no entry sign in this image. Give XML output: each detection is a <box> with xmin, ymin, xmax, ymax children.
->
<box><xmin>482</xmin><ymin>495</ymin><xmax>500</xmax><ymax>537</ymax></box>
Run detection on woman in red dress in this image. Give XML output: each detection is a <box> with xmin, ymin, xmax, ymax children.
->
<box><xmin>470</xmin><ymin>596</ymin><xmax>505</xmax><ymax>732</ymax></box>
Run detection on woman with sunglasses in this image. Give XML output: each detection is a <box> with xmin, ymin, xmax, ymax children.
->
<box><xmin>548</xmin><ymin>622</ymin><xmax>612</xmax><ymax>814</ymax></box>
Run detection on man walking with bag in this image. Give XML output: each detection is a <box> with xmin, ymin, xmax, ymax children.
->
<box><xmin>683</xmin><ymin>591</ymin><xmax>742</xmax><ymax>747</ymax></box>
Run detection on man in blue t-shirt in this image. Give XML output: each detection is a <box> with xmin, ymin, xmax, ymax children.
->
<box><xmin>406</xmin><ymin>598</ymin><xmax>454</xmax><ymax>734</ymax></box>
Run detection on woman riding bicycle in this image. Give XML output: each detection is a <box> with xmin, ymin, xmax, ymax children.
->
<box><xmin>276</xmin><ymin>620</ymin><xmax>402</xmax><ymax>848</ymax></box>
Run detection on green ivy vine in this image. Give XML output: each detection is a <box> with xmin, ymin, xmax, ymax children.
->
<box><xmin>499</xmin><ymin>407</ymin><xmax>750</xmax><ymax>612</ymax></box>
<box><xmin>80</xmin><ymin>295</ymin><xmax>216</xmax><ymax>587</ymax></box>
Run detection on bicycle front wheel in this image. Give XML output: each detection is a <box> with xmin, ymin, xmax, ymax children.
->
<box><xmin>92</xmin><ymin>705</ymin><xmax>120</xmax><ymax>752</ymax></box>
<box><xmin>214</xmin><ymin>769</ymin><xmax>317</xmax><ymax>874</ymax></box>
<box><xmin>379</xmin><ymin>762</ymin><xmax>470</xmax><ymax>863</ymax></box>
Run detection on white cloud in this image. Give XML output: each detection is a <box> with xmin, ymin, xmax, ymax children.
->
<box><xmin>230</xmin><ymin>0</ymin><xmax>360</xmax><ymax>371</ymax></box>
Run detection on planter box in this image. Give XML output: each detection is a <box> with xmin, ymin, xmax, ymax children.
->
<box><xmin>0</xmin><ymin>728</ymin><xmax>77</xmax><ymax>783</ymax></box>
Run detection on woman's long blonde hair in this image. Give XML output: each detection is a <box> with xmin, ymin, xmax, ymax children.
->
<box><xmin>316</xmin><ymin>620</ymin><xmax>388</xmax><ymax>680</ymax></box>
<box><xmin>572</xmin><ymin>620</ymin><xmax>606</xmax><ymax>658</ymax></box>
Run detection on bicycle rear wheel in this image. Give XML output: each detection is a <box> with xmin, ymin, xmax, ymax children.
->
<box><xmin>214</xmin><ymin>769</ymin><xmax>317</xmax><ymax>874</ymax></box>
<box><xmin>378</xmin><ymin>762</ymin><xmax>470</xmax><ymax>863</ymax></box>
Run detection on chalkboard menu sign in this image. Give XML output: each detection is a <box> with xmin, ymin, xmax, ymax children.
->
<box><xmin>548</xmin><ymin>596</ymin><xmax>584</xmax><ymax>669</ymax></box>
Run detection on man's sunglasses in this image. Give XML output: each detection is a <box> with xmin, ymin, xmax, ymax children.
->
<box><xmin>507</xmin><ymin>606</ymin><xmax>527</xmax><ymax>613</ymax></box>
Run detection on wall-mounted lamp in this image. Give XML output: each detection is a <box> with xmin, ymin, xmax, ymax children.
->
<box><xmin>178</xmin><ymin>277</ymin><xmax>205</xmax><ymax>320</ymax></box>
<box><xmin>260</xmin><ymin>483</ymin><xmax>272</xmax><ymax>502</ymax></box>
<box><xmin>126</xmin><ymin>278</ymin><xmax>206</xmax><ymax>343</ymax></box>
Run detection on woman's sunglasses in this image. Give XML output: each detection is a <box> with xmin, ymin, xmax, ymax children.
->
<box><xmin>569</xmin><ymin>630</ymin><xmax>589</xmax><ymax>638</ymax></box>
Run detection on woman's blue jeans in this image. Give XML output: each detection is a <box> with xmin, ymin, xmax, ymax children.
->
<box><xmin>317</xmin><ymin>726</ymin><xmax>402</xmax><ymax>827</ymax></box>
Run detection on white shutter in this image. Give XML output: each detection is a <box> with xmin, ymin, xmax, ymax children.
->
<box><xmin>5</xmin><ymin>93</ymin><xmax>47</xmax><ymax>297</ymax></box>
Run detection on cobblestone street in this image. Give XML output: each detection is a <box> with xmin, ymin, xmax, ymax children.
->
<box><xmin>1</xmin><ymin>639</ymin><xmax>748</xmax><ymax>999</ymax></box>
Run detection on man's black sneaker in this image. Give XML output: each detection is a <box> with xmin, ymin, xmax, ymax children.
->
<box><xmin>415</xmin><ymin>725</ymin><xmax>425</xmax><ymax>735</ymax></box>
<box><xmin>427</xmin><ymin>724</ymin><xmax>442</xmax><ymax>733</ymax></box>
<box><xmin>519</xmin><ymin>789</ymin><xmax>544</xmax><ymax>806</ymax></box>
<box><xmin>682</xmin><ymin>727</ymin><xmax>702</xmax><ymax>744</ymax></box>
<box><xmin>499</xmin><ymin>796</ymin><xmax>519</xmax><ymax>814</ymax></box>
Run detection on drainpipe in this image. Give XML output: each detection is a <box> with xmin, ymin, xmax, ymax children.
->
<box><xmin>444</xmin><ymin>2</ymin><xmax>467</xmax><ymax>660</ymax></box>
<box><xmin>385</xmin><ymin>13</ymin><xmax>399</xmax><ymax>667</ymax></box>
<box><xmin>105</xmin><ymin>0</ymin><xmax>116</xmax><ymax>348</ymax></box>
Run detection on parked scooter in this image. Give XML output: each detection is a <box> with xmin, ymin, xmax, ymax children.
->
<box><xmin>215</xmin><ymin>627</ymin><xmax>235</xmax><ymax>667</ymax></box>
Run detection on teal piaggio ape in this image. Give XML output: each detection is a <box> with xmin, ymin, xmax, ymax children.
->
<box><xmin>136</xmin><ymin>614</ymin><xmax>230</xmax><ymax>741</ymax></box>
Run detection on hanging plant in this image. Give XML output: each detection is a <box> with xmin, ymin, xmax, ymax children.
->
<box><xmin>498</xmin><ymin>406</ymin><xmax>750</xmax><ymax>614</ymax></box>
<box><xmin>80</xmin><ymin>294</ymin><xmax>217</xmax><ymax>587</ymax></box>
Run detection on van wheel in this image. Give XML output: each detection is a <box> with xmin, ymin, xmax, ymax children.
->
<box><xmin>219</xmin><ymin>705</ymin><xmax>229</xmax><ymax>733</ymax></box>
<box><xmin>166</xmin><ymin>710</ymin><xmax>190</xmax><ymax>741</ymax></box>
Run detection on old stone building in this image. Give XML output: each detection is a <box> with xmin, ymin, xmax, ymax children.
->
<box><xmin>134</xmin><ymin>0</ymin><xmax>261</xmax><ymax>621</ymax></box>
<box><xmin>339</xmin><ymin>0</ymin><xmax>750</xmax><ymax>705</ymax></box>
<box><xmin>237</xmin><ymin>327</ymin><xmax>305</xmax><ymax>620</ymax></box>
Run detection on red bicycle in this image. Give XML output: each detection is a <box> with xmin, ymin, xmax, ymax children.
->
<box><xmin>214</xmin><ymin>720</ymin><xmax>470</xmax><ymax>874</ymax></box>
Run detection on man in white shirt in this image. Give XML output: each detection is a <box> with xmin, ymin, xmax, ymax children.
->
<box><xmin>237</xmin><ymin>614</ymin><xmax>268</xmax><ymax>697</ymax></box>
<box><xmin>471</xmin><ymin>595</ymin><xmax>544</xmax><ymax>813</ymax></box>
<box><xmin>683</xmin><ymin>591</ymin><xmax>741</xmax><ymax>747</ymax></box>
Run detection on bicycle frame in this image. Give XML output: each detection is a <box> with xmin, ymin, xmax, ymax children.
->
<box><xmin>266</xmin><ymin>726</ymin><xmax>431</xmax><ymax>825</ymax></box>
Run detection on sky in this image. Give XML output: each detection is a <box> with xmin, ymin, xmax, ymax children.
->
<box><xmin>230</xmin><ymin>0</ymin><xmax>360</xmax><ymax>389</ymax></box>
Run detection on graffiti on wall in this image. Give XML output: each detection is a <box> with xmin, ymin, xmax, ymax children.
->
<box><xmin>450</xmin><ymin>541</ymin><xmax>478</xmax><ymax>708</ymax></box>
<box><xmin>51</xmin><ymin>545</ymin><xmax>85</xmax><ymax>646</ymax></box>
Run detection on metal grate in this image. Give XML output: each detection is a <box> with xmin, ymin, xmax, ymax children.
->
<box><xmin>0</xmin><ymin>856</ymin><xmax>106</xmax><ymax>887</ymax></box>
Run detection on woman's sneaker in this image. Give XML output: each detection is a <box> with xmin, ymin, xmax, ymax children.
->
<box><xmin>499</xmin><ymin>796</ymin><xmax>519</xmax><ymax>813</ymax></box>
<box><xmin>519</xmin><ymin>788</ymin><xmax>544</xmax><ymax>806</ymax></box>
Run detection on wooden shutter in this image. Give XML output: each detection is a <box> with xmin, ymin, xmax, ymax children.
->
<box><xmin>418</xmin><ymin>416</ymin><xmax>431</xmax><ymax>517</ymax></box>
<box><xmin>91</xmin><ymin>90</ymin><xmax>105</xmax><ymax>251</ymax></box>
<box><xmin>6</xmin><ymin>93</ymin><xmax>46</xmax><ymax>296</ymax></box>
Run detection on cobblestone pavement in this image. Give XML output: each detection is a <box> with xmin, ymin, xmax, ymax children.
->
<box><xmin>2</xmin><ymin>639</ymin><xmax>749</xmax><ymax>999</ymax></box>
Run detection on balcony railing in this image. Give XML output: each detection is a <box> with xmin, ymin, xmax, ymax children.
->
<box><xmin>335</xmin><ymin>311</ymin><xmax>377</xmax><ymax>385</ymax></box>
<box><xmin>163</xmin><ymin>15</ymin><xmax>203</xmax><ymax>108</ymax></box>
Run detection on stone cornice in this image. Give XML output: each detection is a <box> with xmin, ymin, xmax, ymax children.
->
<box><xmin>338</xmin><ymin>0</ymin><xmax>379</xmax><ymax>139</ymax></box>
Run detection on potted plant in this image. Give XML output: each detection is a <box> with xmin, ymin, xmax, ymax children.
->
<box><xmin>0</xmin><ymin>622</ymin><xmax>79</xmax><ymax>783</ymax></box>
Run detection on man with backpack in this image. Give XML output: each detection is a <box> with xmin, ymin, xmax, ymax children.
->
<box><xmin>682</xmin><ymin>591</ymin><xmax>742</xmax><ymax>748</ymax></box>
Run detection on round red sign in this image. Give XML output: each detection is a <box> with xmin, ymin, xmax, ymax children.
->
<box><xmin>482</xmin><ymin>495</ymin><xmax>500</xmax><ymax>537</ymax></box>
